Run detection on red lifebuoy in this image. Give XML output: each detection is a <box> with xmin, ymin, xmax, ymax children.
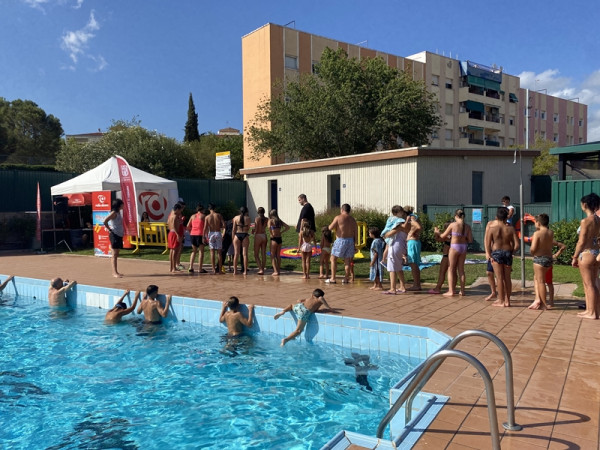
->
<box><xmin>515</xmin><ymin>213</ymin><xmax>536</xmax><ymax>244</ymax></box>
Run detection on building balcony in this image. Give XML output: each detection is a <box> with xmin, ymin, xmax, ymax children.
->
<box><xmin>485</xmin><ymin>140</ymin><xmax>500</xmax><ymax>147</ymax></box>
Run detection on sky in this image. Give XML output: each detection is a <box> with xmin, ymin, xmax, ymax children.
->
<box><xmin>2</xmin><ymin>0</ymin><xmax>599</xmax><ymax>142</ymax></box>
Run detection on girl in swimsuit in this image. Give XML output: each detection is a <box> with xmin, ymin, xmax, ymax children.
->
<box><xmin>319</xmin><ymin>226</ymin><xmax>333</xmax><ymax>279</ymax></box>
<box><xmin>253</xmin><ymin>207</ymin><xmax>269</xmax><ymax>275</ymax></box>
<box><xmin>298</xmin><ymin>219</ymin><xmax>317</xmax><ymax>279</ymax></box>
<box><xmin>435</xmin><ymin>209</ymin><xmax>473</xmax><ymax>297</ymax></box>
<box><xmin>268</xmin><ymin>209</ymin><xmax>289</xmax><ymax>276</ymax></box>
<box><xmin>572</xmin><ymin>193</ymin><xmax>600</xmax><ymax>319</ymax></box>
<box><xmin>429</xmin><ymin>222</ymin><xmax>457</xmax><ymax>294</ymax></box>
<box><xmin>232</xmin><ymin>206</ymin><xmax>251</xmax><ymax>275</ymax></box>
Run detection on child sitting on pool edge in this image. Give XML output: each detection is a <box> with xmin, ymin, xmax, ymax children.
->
<box><xmin>274</xmin><ymin>288</ymin><xmax>333</xmax><ymax>346</ymax></box>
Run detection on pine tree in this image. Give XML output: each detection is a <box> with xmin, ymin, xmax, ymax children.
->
<box><xmin>184</xmin><ymin>93</ymin><xmax>200</xmax><ymax>142</ymax></box>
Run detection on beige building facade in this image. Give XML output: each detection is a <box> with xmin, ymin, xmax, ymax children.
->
<box><xmin>240</xmin><ymin>147</ymin><xmax>536</xmax><ymax>225</ymax></box>
<box><xmin>242</xmin><ymin>23</ymin><xmax>587</xmax><ymax>169</ymax></box>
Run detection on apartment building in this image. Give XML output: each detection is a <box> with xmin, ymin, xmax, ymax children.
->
<box><xmin>242</xmin><ymin>23</ymin><xmax>587</xmax><ymax>168</ymax></box>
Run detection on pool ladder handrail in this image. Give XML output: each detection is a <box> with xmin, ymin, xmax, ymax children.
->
<box><xmin>376</xmin><ymin>329</ymin><xmax>522</xmax><ymax>450</ymax></box>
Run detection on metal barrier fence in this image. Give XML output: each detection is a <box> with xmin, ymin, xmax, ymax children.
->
<box><xmin>128</xmin><ymin>222</ymin><xmax>169</xmax><ymax>255</ymax></box>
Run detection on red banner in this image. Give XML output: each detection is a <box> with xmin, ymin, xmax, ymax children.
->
<box><xmin>36</xmin><ymin>182</ymin><xmax>41</xmax><ymax>242</ymax></box>
<box><xmin>115</xmin><ymin>155</ymin><xmax>138</xmax><ymax>237</ymax></box>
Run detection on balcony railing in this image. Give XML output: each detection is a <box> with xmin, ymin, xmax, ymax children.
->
<box><xmin>485</xmin><ymin>140</ymin><xmax>500</xmax><ymax>147</ymax></box>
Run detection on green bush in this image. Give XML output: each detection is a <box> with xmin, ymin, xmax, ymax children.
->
<box><xmin>217</xmin><ymin>201</ymin><xmax>240</xmax><ymax>221</ymax></box>
<box><xmin>315</xmin><ymin>206</ymin><xmax>388</xmax><ymax>234</ymax></box>
<box><xmin>421</xmin><ymin>211</ymin><xmax>453</xmax><ymax>252</ymax></box>
<box><xmin>550</xmin><ymin>219</ymin><xmax>579</xmax><ymax>265</ymax></box>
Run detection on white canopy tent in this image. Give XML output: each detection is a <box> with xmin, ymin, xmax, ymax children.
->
<box><xmin>49</xmin><ymin>157</ymin><xmax>179</xmax><ymax>250</ymax></box>
<box><xmin>51</xmin><ymin>156</ymin><xmax>179</xmax><ymax>200</ymax></box>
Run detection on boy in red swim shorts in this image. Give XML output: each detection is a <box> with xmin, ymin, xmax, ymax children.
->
<box><xmin>168</xmin><ymin>203</ymin><xmax>183</xmax><ymax>273</ymax></box>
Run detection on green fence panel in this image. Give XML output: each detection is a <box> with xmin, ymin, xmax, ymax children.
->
<box><xmin>552</xmin><ymin>180</ymin><xmax>600</xmax><ymax>222</ymax></box>
<box><xmin>0</xmin><ymin>170</ymin><xmax>77</xmax><ymax>212</ymax></box>
<box><xmin>175</xmin><ymin>178</ymin><xmax>246</xmax><ymax>209</ymax></box>
<box><xmin>0</xmin><ymin>170</ymin><xmax>247</xmax><ymax>213</ymax></box>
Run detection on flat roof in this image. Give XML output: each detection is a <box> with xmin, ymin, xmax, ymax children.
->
<box><xmin>240</xmin><ymin>147</ymin><xmax>539</xmax><ymax>175</ymax></box>
<box><xmin>550</xmin><ymin>141</ymin><xmax>600</xmax><ymax>155</ymax></box>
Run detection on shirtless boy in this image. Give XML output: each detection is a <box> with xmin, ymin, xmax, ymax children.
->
<box><xmin>219</xmin><ymin>296</ymin><xmax>254</xmax><ymax>336</ymax></box>
<box><xmin>48</xmin><ymin>277</ymin><xmax>77</xmax><ymax>307</ymax></box>
<box><xmin>274</xmin><ymin>288</ymin><xmax>333</xmax><ymax>346</ymax></box>
<box><xmin>136</xmin><ymin>285</ymin><xmax>172</xmax><ymax>324</ymax></box>
<box><xmin>167</xmin><ymin>203</ymin><xmax>183</xmax><ymax>273</ymax></box>
<box><xmin>528</xmin><ymin>214</ymin><xmax>559</xmax><ymax>310</ymax></box>
<box><xmin>204</xmin><ymin>203</ymin><xmax>225</xmax><ymax>274</ymax></box>
<box><xmin>484</xmin><ymin>208</ymin><xmax>519</xmax><ymax>307</ymax></box>
<box><xmin>105</xmin><ymin>289</ymin><xmax>140</xmax><ymax>323</ymax></box>
<box><xmin>327</xmin><ymin>204</ymin><xmax>358</xmax><ymax>284</ymax></box>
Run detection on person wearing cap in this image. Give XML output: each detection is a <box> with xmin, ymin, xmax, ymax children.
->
<box><xmin>273</xmin><ymin>288</ymin><xmax>333</xmax><ymax>346</ymax></box>
<box><xmin>105</xmin><ymin>289</ymin><xmax>140</xmax><ymax>323</ymax></box>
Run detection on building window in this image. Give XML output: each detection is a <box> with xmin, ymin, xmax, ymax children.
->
<box><xmin>553</xmin><ymin>133</ymin><xmax>558</xmax><ymax>142</ymax></box>
<box><xmin>509</xmin><ymin>116</ymin><xmax>515</xmax><ymax>126</ymax></box>
<box><xmin>579</xmin><ymin>137</ymin><xmax>584</xmax><ymax>144</ymax></box>
<box><xmin>569</xmin><ymin>136</ymin><xmax>574</xmax><ymax>145</ymax></box>
<box><xmin>541</xmin><ymin>111</ymin><xmax>546</xmax><ymax>120</ymax></box>
<box><xmin>431</xmin><ymin>75</ymin><xmax>439</xmax><ymax>86</ymax></box>
<box><xmin>445</xmin><ymin>129</ymin><xmax>453</xmax><ymax>140</ymax></box>
<box><xmin>534</xmin><ymin>109</ymin><xmax>538</xmax><ymax>118</ymax></box>
<box><xmin>509</xmin><ymin>138</ymin><xmax>515</xmax><ymax>146</ymax></box>
<box><xmin>579</xmin><ymin>119</ymin><xmax>584</xmax><ymax>126</ymax></box>
<box><xmin>445</xmin><ymin>103</ymin><xmax>453</xmax><ymax>115</ymax></box>
<box><xmin>285</xmin><ymin>55</ymin><xmax>298</xmax><ymax>70</ymax></box>
<box><xmin>553</xmin><ymin>113</ymin><xmax>559</xmax><ymax>123</ymax></box>
<box><xmin>431</xmin><ymin>130</ymin><xmax>439</xmax><ymax>139</ymax></box>
<box><xmin>570</xmin><ymin>116</ymin><xmax>575</xmax><ymax>125</ymax></box>
<box><xmin>499</xmin><ymin>113</ymin><xmax>505</xmax><ymax>124</ymax></box>
<box><xmin>445</xmin><ymin>79</ymin><xmax>452</xmax><ymax>89</ymax></box>
<box><xmin>541</xmin><ymin>131</ymin><xmax>546</xmax><ymax>140</ymax></box>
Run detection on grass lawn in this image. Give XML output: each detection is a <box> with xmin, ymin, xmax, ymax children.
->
<box><xmin>70</xmin><ymin>231</ymin><xmax>584</xmax><ymax>296</ymax></box>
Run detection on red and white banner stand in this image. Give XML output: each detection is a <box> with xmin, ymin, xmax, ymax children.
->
<box><xmin>116</xmin><ymin>155</ymin><xmax>138</xmax><ymax>237</ymax></box>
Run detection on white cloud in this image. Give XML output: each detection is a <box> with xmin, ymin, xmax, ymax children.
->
<box><xmin>73</xmin><ymin>0</ymin><xmax>84</xmax><ymax>9</ymax></box>
<box><xmin>22</xmin><ymin>0</ymin><xmax>49</xmax><ymax>12</ymax></box>
<box><xmin>88</xmin><ymin>54</ymin><xmax>107</xmax><ymax>72</ymax></box>
<box><xmin>518</xmin><ymin>69</ymin><xmax>600</xmax><ymax>142</ymax></box>
<box><xmin>60</xmin><ymin>10</ymin><xmax>106</xmax><ymax>70</ymax></box>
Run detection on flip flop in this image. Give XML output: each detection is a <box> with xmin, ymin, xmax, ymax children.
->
<box><xmin>381</xmin><ymin>291</ymin><xmax>396</xmax><ymax>295</ymax></box>
<box><xmin>396</xmin><ymin>289</ymin><xmax>406</xmax><ymax>294</ymax></box>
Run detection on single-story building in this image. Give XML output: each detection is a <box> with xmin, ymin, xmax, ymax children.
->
<box><xmin>240</xmin><ymin>146</ymin><xmax>537</xmax><ymax>224</ymax></box>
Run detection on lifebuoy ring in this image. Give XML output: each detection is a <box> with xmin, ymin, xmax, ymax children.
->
<box><xmin>515</xmin><ymin>213</ymin><xmax>536</xmax><ymax>244</ymax></box>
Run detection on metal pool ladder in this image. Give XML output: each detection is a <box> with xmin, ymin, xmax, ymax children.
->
<box><xmin>376</xmin><ymin>329</ymin><xmax>522</xmax><ymax>450</ymax></box>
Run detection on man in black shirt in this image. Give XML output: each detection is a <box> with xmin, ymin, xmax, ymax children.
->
<box><xmin>296</xmin><ymin>194</ymin><xmax>316</xmax><ymax>233</ymax></box>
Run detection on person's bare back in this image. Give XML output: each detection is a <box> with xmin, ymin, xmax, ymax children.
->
<box><xmin>48</xmin><ymin>278</ymin><xmax>76</xmax><ymax>307</ymax></box>
<box><xmin>219</xmin><ymin>297</ymin><xmax>254</xmax><ymax>336</ymax></box>
<box><xmin>531</xmin><ymin>227</ymin><xmax>554</xmax><ymax>257</ymax></box>
<box><xmin>205</xmin><ymin>211</ymin><xmax>224</xmax><ymax>232</ymax></box>
<box><xmin>486</xmin><ymin>220</ymin><xmax>518</xmax><ymax>252</ymax></box>
<box><xmin>136</xmin><ymin>285</ymin><xmax>172</xmax><ymax>323</ymax></box>
<box><xmin>330</xmin><ymin>213</ymin><xmax>358</xmax><ymax>239</ymax></box>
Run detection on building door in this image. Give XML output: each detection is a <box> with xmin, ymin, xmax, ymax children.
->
<box><xmin>269</xmin><ymin>180</ymin><xmax>278</xmax><ymax>211</ymax></box>
<box><xmin>327</xmin><ymin>175</ymin><xmax>340</xmax><ymax>209</ymax></box>
<box><xmin>472</xmin><ymin>172</ymin><xmax>483</xmax><ymax>204</ymax></box>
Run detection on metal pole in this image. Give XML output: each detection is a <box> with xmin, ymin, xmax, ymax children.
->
<box><xmin>521</xmin><ymin>90</ymin><xmax>528</xmax><ymax>288</ymax></box>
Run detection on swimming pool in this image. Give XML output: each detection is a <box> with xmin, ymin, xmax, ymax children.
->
<box><xmin>0</xmin><ymin>276</ymin><xmax>450</xmax><ymax>449</ymax></box>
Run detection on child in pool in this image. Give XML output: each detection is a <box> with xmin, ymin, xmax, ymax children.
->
<box><xmin>319</xmin><ymin>226</ymin><xmax>333</xmax><ymax>279</ymax></box>
<box><xmin>298</xmin><ymin>220</ymin><xmax>317</xmax><ymax>279</ymax></box>
<box><xmin>368</xmin><ymin>227</ymin><xmax>385</xmax><ymax>290</ymax></box>
<box><xmin>105</xmin><ymin>290</ymin><xmax>140</xmax><ymax>323</ymax></box>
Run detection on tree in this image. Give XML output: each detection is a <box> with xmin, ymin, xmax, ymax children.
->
<box><xmin>184</xmin><ymin>93</ymin><xmax>200</xmax><ymax>142</ymax></box>
<box><xmin>246</xmin><ymin>47</ymin><xmax>442</xmax><ymax>160</ymax></box>
<box><xmin>531</xmin><ymin>136</ymin><xmax>558</xmax><ymax>175</ymax></box>
<box><xmin>0</xmin><ymin>98</ymin><xmax>63</xmax><ymax>164</ymax></box>
<box><xmin>55</xmin><ymin>122</ymin><xmax>199</xmax><ymax>179</ymax></box>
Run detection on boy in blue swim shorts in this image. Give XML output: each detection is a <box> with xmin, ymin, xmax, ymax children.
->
<box><xmin>274</xmin><ymin>288</ymin><xmax>333</xmax><ymax>346</ymax></box>
<box><xmin>326</xmin><ymin>204</ymin><xmax>358</xmax><ymax>284</ymax></box>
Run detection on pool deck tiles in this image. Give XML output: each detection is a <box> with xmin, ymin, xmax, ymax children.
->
<box><xmin>1</xmin><ymin>253</ymin><xmax>598</xmax><ymax>449</ymax></box>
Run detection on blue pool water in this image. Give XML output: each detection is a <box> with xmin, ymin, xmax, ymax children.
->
<box><xmin>0</xmin><ymin>295</ymin><xmax>421</xmax><ymax>449</ymax></box>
